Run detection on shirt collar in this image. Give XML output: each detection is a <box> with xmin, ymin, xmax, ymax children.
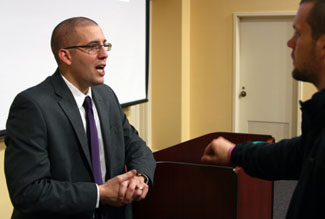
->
<box><xmin>60</xmin><ymin>74</ymin><xmax>92</xmax><ymax>109</ymax></box>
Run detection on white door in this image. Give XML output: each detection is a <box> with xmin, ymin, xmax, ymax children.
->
<box><xmin>233</xmin><ymin>14</ymin><xmax>297</xmax><ymax>142</ymax></box>
<box><xmin>233</xmin><ymin>13</ymin><xmax>298</xmax><ymax>219</ymax></box>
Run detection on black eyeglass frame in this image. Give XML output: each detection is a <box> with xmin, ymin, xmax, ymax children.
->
<box><xmin>64</xmin><ymin>42</ymin><xmax>112</xmax><ymax>53</ymax></box>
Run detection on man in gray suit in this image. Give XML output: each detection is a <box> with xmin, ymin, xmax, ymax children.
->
<box><xmin>4</xmin><ymin>17</ymin><xmax>156</xmax><ymax>219</ymax></box>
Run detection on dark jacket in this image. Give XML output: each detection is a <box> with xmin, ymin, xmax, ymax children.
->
<box><xmin>231</xmin><ymin>89</ymin><xmax>325</xmax><ymax>219</ymax></box>
<box><xmin>5</xmin><ymin>70</ymin><xmax>156</xmax><ymax>219</ymax></box>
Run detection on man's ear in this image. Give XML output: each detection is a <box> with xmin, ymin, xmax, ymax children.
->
<box><xmin>58</xmin><ymin>49</ymin><xmax>72</xmax><ymax>65</ymax></box>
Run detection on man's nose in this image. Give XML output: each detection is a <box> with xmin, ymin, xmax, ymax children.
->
<box><xmin>287</xmin><ymin>36</ymin><xmax>296</xmax><ymax>49</ymax></box>
<box><xmin>98</xmin><ymin>45</ymin><xmax>109</xmax><ymax>59</ymax></box>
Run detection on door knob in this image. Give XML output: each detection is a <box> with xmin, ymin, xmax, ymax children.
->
<box><xmin>240</xmin><ymin>91</ymin><xmax>247</xmax><ymax>97</ymax></box>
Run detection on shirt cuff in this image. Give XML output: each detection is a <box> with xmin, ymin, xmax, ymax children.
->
<box><xmin>228</xmin><ymin>145</ymin><xmax>236</xmax><ymax>160</ymax></box>
<box><xmin>96</xmin><ymin>184</ymin><xmax>100</xmax><ymax>208</ymax></box>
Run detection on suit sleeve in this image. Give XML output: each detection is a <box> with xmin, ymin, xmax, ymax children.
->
<box><xmin>122</xmin><ymin>112</ymin><xmax>156</xmax><ymax>186</ymax></box>
<box><xmin>5</xmin><ymin>92</ymin><xmax>97</xmax><ymax>216</ymax></box>
<box><xmin>111</xmin><ymin>92</ymin><xmax>156</xmax><ymax>186</ymax></box>
<box><xmin>231</xmin><ymin>137</ymin><xmax>303</xmax><ymax>180</ymax></box>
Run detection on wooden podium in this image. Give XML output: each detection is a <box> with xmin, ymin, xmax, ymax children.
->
<box><xmin>134</xmin><ymin>132</ymin><xmax>274</xmax><ymax>219</ymax></box>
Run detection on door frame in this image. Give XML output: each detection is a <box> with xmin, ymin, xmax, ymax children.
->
<box><xmin>232</xmin><ymin>12</ymin><xmax>302</xmax><ymax>136</ymax></box>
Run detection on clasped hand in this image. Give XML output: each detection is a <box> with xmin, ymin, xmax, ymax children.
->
<box><xmin>99</xmin><ymin>169</ymin><xmax>148</xmax><ymax>207</ymax></box>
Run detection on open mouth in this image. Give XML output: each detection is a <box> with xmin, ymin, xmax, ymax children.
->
<box><xmin>96</xmin><ymin>64</ymin><xmax>106</xmax><ymax>73</ymax></box>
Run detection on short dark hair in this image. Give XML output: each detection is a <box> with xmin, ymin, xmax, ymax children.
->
<box><xmin>300</xmin><ymin>0</ymin><xmax>325</xmax><ymax>40</ymax></box>
<box><xmin>50</xmin><ymin>17</ymin><xmax>98</xmax><ymax>64</ymax></box>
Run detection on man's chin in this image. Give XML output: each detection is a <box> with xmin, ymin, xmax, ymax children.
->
<box><xmin>292</xmin><ymin>68</ymin><xmax>307</xmax><ymax>82</ymax></box>
<box><xmin>96</xmin><ymin>81</ymin><xmax>105</xmax><ymax>86</ymax></box>
<box><xmin>92</xmin><ymin>78</ymin><xmax>105</xmax><ymax>86</ymax></box>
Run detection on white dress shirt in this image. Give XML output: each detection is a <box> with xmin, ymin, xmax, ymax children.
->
<box><xmin>61</xmin><ymin>74</ymin><xmax>106</xmax><ymax>208</ymax></box>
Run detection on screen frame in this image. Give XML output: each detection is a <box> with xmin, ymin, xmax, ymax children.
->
<box><xmin>0</xmin><ymin>0</ymin><xmax>150</xmax><ymax>137</ymax></box>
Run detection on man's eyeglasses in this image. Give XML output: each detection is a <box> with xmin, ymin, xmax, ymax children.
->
<box><xmin>65</xmin><ymin>42</ymin><xmax>112</xmax><ymax>54</ymax></box>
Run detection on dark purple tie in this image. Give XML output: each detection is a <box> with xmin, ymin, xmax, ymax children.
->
<box><xmin>83</xmin><ymin>96</ymin><xmax>103</xmax><ymax>185</ymax></box>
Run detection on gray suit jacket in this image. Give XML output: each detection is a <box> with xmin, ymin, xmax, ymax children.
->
<box><xmin>5</xmin><ymin>69</ymin><xmax>156</xmax><ymax>219</ymax></box>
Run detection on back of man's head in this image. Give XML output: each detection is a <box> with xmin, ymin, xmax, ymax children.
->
<box><xmin>300</xmin><ymin>0</ymin><xmax>325</xmax><ymax>40</ymax></box>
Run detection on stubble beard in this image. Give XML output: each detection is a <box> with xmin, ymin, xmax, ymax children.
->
<box><xmin>292</xmin><ymin>67</ymin><xmax>313</xmax><ymax>82</ymax></box>
<box><xmin>292</xmin><ymin>46</ymin><xmax>318</xmax><ymax>84</ymax></box>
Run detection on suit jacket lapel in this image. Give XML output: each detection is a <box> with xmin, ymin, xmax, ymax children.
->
<box><xmin>50</xmin><ymin>70</ymin><xmax>93</xmax><ymax>170</ymax></box>
<box><xmin>92</xmin><ymin>87</ymin><xmax>112</xmax><ymax>179</ymax></box>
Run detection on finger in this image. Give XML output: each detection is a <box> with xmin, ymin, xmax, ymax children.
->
<box><xmin>203</xmin><ymin>141</ymin><xmax>217</xmax><ymax>156</ymax></box>
<box><xmin>202</xmin><ymin>143</ymin><xmax>212</xmax><ymax>155</ymax></box>
<box><xmin>133</xmin><ymin>184</ymin><xmax>144</xmax><ymax>200</ymax></box>
<box><xmin>124</xmin><ymin>178</ymin><xmax>138</xmax><ymax>203</ymax></box>
<box><xmin>133</xmin><ymin>189</ymin><xmax>142</xmax><ymax>200</ymax></box>
<box><xmin>116</xmin><ymin>169</ymin><xmax>137</xmax><ymax>183</ymax></box>
<box><xmin>140</xmin><ymin>185</ymin><xmax>149</xmax><ymax>199</ymax></box>
<box><xmin>135</xmin><ymin>184</ymin><xmax>148</xmax><ymax>201</ymax></box>
<box><xmin>118</xmin><ymin>180</ymin><xmax>130</xmax><ymax>204</ymax></box>
<box><xmin>201</xmin><ymin>154</ymin><xmax>207</xmax><ymax>161</ymax></box>
<box><xmin>201</xmin><ymin>154</ymin><xmax>214</xmax><ymax>162</ymax></box>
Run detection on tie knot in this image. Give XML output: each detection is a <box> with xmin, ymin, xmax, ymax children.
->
<box><xmin>83</xmin><ymin>96</ymin><xmax>92</xmax><ymax>111</ymax></box>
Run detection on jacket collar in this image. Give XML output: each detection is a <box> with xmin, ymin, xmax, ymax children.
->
<box><xmin>300</xmin><ymin>89</ymin><xmax>325</xmax><ymax>132</ymax></box>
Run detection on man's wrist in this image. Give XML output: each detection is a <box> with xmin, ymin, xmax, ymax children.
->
<box><xmin>136</xmin><ymin>172</ymin><xmax>149</xmax><ymax>184</ymax></box>
<box><xmin>228</xmin><ymin>145</ymin><xmax>236</xmax><ymax>160</ymax></box>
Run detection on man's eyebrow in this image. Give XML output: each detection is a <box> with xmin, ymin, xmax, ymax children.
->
<box><xmin>87</xmin><ymin>41</ymin><xmax>100</xmax><ymax>44</ymax></box>
<box><xmin>87</xmin><ymin>40</ymin><xmax>107</xmax><ymax>44</ymax></box>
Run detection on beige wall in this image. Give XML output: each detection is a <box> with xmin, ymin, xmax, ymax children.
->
<box><xmin>0</xmin><ymin>138</ymin><xmax>12</xmax><ymax>218</ymax></box>
<box><xmin>151</xmin><ymin>0</ymin><xmax>183</xmax><ymax>150</ymax></box>
<box><xmin>150</xmin><ymin>0</ymin><xmax>305</xmax><ymax>151</ymax></box>
<box><xmin>302</xmin><ymin>82</ymin><xmax>317</xmax><ymax>101</ymax></box>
